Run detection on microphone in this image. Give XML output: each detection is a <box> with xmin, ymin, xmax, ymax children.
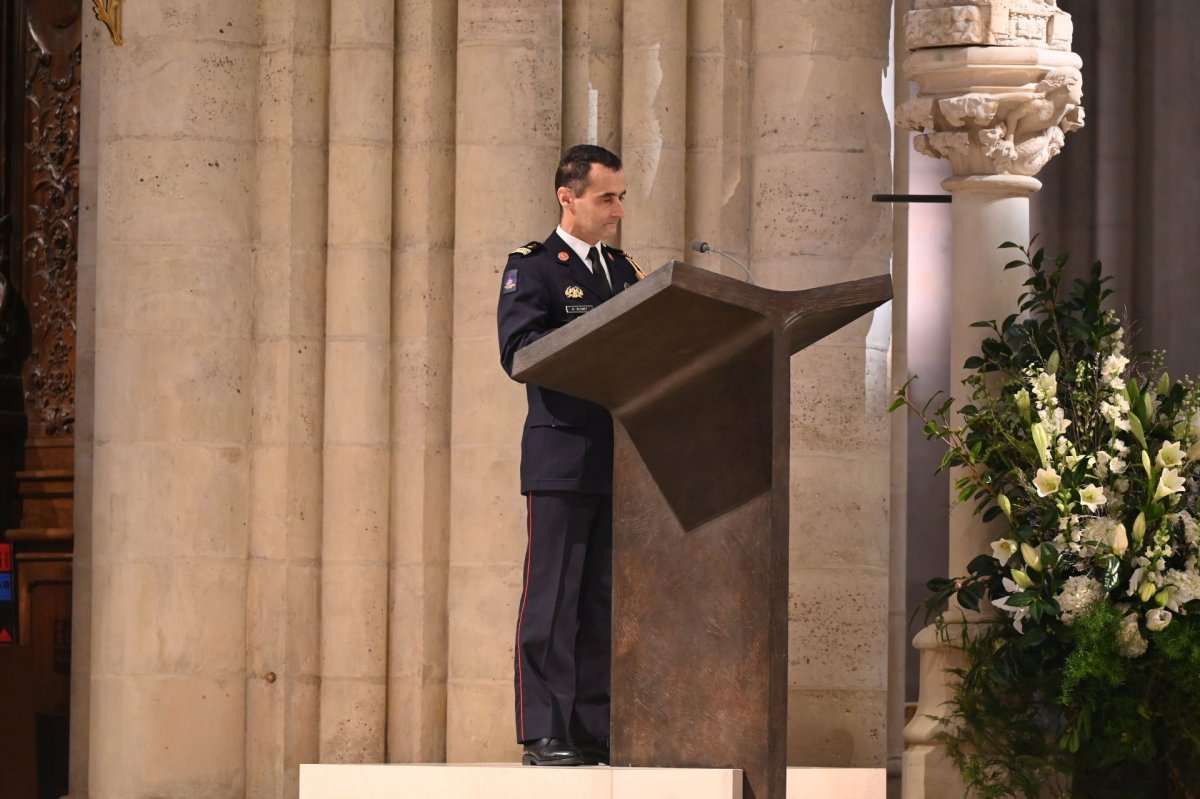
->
<box><xmin>690</xmin><ymin>240</ymin><xmax>756</xmax><ymax>285</ymax></box>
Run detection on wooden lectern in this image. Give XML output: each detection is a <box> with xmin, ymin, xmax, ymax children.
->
<box><xmin>512</xmin><ymin>261</ymin><xmax>892</xmax><ymax>799</ymax></box>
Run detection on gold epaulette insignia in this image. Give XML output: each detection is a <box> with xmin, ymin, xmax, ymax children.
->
<box><xmin>509</xmin><ymin>241</ymin><xmax>542</xmax><ymax>257</ymax></box>
<box><xmin>627</xmin><ymin>254</ymin><xmax>646</xmax><ymax>281</ymax></box>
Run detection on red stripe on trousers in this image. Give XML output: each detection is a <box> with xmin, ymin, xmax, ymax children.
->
<box><xmin>515</xmin><ymin>492</ymin><xmax>534</xmax><ymax>740</ymax></box>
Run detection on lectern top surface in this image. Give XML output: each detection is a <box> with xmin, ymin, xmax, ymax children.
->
<box><xmin>511</xmin><ymin>260</ymin><xmax>891</xmax><ymax>411</ymax></box>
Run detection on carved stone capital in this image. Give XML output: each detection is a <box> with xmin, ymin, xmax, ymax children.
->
<box><xmin>898</xmin><ymin>47</ymin><xmax>1084</xmax><ymax>177</ymax></box>
<box><xmin>906</xmin><ymin>0</ymin><xmax>1073</xmax><ymax>52</ymax></box>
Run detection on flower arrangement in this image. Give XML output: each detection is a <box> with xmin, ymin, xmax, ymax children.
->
<box><xmin>894</xmin><ymin>243</ymin><xmax>1200</xmax><ymax>798</ymax></box>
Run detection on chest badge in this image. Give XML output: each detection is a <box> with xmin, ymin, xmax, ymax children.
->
<box><xmin>557</xmin><ymin>251</ymin><xmax>570</xmax><ymax>262</ymax></box>
<box><xmin>564</xmin><ymin>285</ymin><xmax>584</xmax><ymax>299</ymax></box>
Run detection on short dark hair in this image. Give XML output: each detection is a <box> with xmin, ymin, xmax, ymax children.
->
<box><xmin>555</xmin><ymin>144</ymin><xmax>622</xmax><ymax>195</ymax></box>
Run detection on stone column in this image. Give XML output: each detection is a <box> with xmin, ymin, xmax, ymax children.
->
<box><xmin>887</xmin><ymin>2</ymin><xmax>911</xmax><ymax>788</ymax></box>
<box><xmin>620</xmin><ymin>0</ymin><xmax>687</xmax><ymax>267</ymax></box>
<box><xmin>448</xmin><ymin>0</ymin><xmax>561</xmax><ymax>762</ymax></box>
<box><xmin>685</xmin><ymin>0</ymin><xmax>752</xmax><ymax>278</ymax></box>
<box><xmin>750</xmin><ymin>0</ymin><xmax>894</xmax><ymax>768</ymax></box>
<box><xmin>896</xmin><ymin>3</ymin><xmax>1085</xmax><ymax>796</ymax></box>
<box><xmin>85</xmin><ymin>2</ymin><xmax>260</xmax><ymax>795</ymax></box>
<box><xmin>562</xmin><ymin>0</ymin><xmax>622</xmax><ymax>151</ymax></box>
<box><xmin>386</xmin><ymin>0</ymin><xmax>456</xmax><ymax>763</ymax></box>
<box><xmin>69</xmin><ymin>14</ymin><xmax>102</xmax><ymax>798</ymax></box>
<box><xmin>319</xmin><ymin>0</ymin><xmax>394</xmax><ymax>764</ymax></box>
<box><xmin>245</xmin><ymin>1</ymin><xmax>330</xmax><ymax>796</ymax></box>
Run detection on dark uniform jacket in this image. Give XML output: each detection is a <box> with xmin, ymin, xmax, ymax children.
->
<box><xmin>497</xmin><ymin>230</ymin><xmax>644</xmax><ymax>495</ymax></box>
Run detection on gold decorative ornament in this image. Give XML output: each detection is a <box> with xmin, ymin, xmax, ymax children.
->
<box><xmin>92</xmin><ymin>0</ymin><xmax>123</xmax><ymax>46</ymax></box>
<box><xmin>564</xmin><ymin>286</ymin><xmax>584</xmax><ymax>299</ymax></box>
<box><xmin>628</xmin><ymin>255</ymin><xmax>646</xmax><ymax>281</ymax></box>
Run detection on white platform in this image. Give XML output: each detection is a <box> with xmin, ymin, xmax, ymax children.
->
<box><xmin>300</xmin><ymin>763</ymin><xmax>884</xmax><ymax>799</ymax></box>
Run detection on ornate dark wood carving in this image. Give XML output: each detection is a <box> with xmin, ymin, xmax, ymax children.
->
<box><xmin>1</xmin><ymin>4</ymin><xmax>79</xmax><ymax>797</ymax></box>
<box><xmin>21</xmin><ymin>0</ymin><xmax>80</xmax><ymax>439</ymax></box>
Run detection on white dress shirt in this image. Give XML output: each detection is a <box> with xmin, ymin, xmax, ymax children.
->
<box><xmin>556</xmin><ymin>225</ymin><xmax>613</xmax><ymax>288</ymax></box>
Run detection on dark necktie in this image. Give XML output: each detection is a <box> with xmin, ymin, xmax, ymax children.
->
<box><xmin>587</xmin><ymin>246</ymin><xmax>613</xmax><ymax>297</ymax></box>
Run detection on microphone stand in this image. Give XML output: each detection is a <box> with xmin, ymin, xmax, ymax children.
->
<box><xmin>690</xmin><ymin>240</ymin><xmax>756</xmax><ymax>285</ymax></box>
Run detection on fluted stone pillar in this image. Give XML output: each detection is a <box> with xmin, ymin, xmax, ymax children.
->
<box><xmin>66</xmin><ymin>1</ymin><xmax>924</xmax><ymax>787</ymax></box>
<box><xmin>750</xmin><ymin>0</ymin><xmax>894</xmax><ymax>767</ymax></box>
<box><xmin>86</xmin><ymin>2</ymin><xmax>261</xmax><ymax>795</ymax></box>
<box><xmin>685</xmin><ymin>0</ymin><xmax>752</xmax><ymax>278</ymax></box>
<box><xmin>386</xmin><ymin>0</ymin><xmax>456</xmax><ymax>763</ymax></box>
<box><xmin>620</xmin><ymin>0</ymin><xmax>687</xmax><ymax>268</ymax></box>
<box><xmin>319</xmin><ymin>0</ymin><xmax>394</xmax><ymax>764</ymax></box>
<box><xmin>245</xmin><ymin>2</ymin><xmax>330</xmax><ymax>796</ymax></box>
<box><xmin>69</xmin><ymin>15</ymin><xmax>102</xmax><ymax>798</ymax></box>
<box><xmin>448</xmin><ymin>0</ymin><xmax>562</xmax><ymax>762</ymax></box>
<box><xmin>562</xmin><ymin>0</ymin><xmax>622</xmax><ymax>151</ymax></box>
<box><xmin>896</xmin><ymin>3</ymin><xmax>1085</xmax><ymax>796</ymax></box>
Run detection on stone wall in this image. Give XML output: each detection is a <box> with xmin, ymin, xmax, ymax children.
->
<box><xmin>73</xmin><ymin>1</ymin><xmax>894</xmax><ymax>796</ymax></box>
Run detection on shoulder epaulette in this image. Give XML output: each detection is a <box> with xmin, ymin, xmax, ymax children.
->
<box><xmin>509</xmin><ymin>241</ymin><xmax>543</xmax><ymax>258</ymax></box>
<box><xmin>627</xmin><ymin>253</ymin><xmax>646</xmax><ymax>281</ymax></box>
<box><xmin>607</xmin><ymin>246</ymin><xmax>646</xmax><ymax>281</ymax></box>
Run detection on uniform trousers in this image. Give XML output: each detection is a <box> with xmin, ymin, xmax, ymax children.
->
<box><xmin>513</xmin><ymin>490</ymin><xmax>612</xmax><ymax>743</ymax></box>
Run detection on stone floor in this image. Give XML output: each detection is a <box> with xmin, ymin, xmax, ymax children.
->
<box><xmin>300</xmin><ymin>763</ymin><xmax>885</xmax><ymax>799</ymax></box>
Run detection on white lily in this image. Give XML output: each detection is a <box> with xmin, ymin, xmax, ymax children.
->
<box><xmin>991</xmin><ymin>538</ymin><xmax>1018</xmax><ymax>566</ymax></box>
<box><xmin>1156</xmin><ymin>441</ymin><xmax>1185</xmax><ymax>469</ymax></box>
<box><xmin>1154</xmin><ymin>468</ymin><xmax>1186</xmax><ymax>501</ymax></box>
<box><xmin>1034</xmin><ymin>467</ymin><xmax>1061</xmax><ymax>497</ymax></box>
<box><xmin>990</xmin><ymin>577</ymin><xmax>1030</xmax><ymax>633</ymax></box>
<box><xmin>1078</xmin><ymin>484</ymin><xmax>1108</xmax><ymax>511</ymax></box>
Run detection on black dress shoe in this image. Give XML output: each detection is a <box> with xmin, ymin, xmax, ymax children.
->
<box><xmin>575</xmin><ymin>738</ymin><xmax>609</xmax><ymax>765</ymax></box>
<box><xmin>522</xmin><ymin>737</ymin><xmax>586</xmax><ymax>766</ymax></box>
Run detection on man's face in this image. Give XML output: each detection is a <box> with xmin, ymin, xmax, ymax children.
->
<box><xmin>558</xmin><ymin>163</ymin><xmax>626</xmax><ymax>245</ymax></box>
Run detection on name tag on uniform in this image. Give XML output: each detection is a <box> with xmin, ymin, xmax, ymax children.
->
<box><xmin>565</xmin><ymin>304</ymin><xmax>593</xmax><ymax>314</ymax></box>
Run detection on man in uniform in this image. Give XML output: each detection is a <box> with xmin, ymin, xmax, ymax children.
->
<box><xmin>496</xmin><ymin>144</ymin><xmax>644</xmax><ymax>766</ymax></box>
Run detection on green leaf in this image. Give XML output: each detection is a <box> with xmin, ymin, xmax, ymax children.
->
<box><xmin>1018</xmin><ymin>625</ymin><xmax>1046</xmax><ymax>648</ymax></box>
<box><xmin>1029</xmin><ymin>602</ymin><xmax>1043</xmax><ymax>623</ymax></box>
<box><xmin>1127</xmin><ymin>378</ymin><xmax>1142</xmax><ymax>413</ymax></box>
<box><xmin>1098</xmin><ymin>555</ymin><xmax>1121</xmax><ymax>591</ymax></box>
<box><xmin>1128</xmin><ymin>413</ymin><xmax>1147</xmax><ymax>450</ymax></box>
<box><xmin>927</xmin><ymin>576</ymin><xmax>954</xmax><ymax>592</ymax></box>
<box><xmin>967</xmin><ymin>554</ymin><xmax>999</xmax><ymax>576</ymax></box>
<box><xmin>887</xmin><ymin>395</ymin><xmax>907</xmax><ymax>413</ymax></box>
<box><xmin>1008</xmin><ymin>591</ymin><xmax>1037</xmax><ymax>607</ymax></box>
<box><xmin>958</xmin><ymin>583</ymin><xmax>984</xmax><ymax>612</ymax></box>
<box><xmin>1039</xmin><ymin>542</ymin><xmax>1060</xmax><ymax>571</ymax></box>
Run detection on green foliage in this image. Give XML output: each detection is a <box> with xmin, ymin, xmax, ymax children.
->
<box><xmin>892</xmin><ymin>242</ymin><xmax>1200</xmax><ymax>798</ymax></box>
